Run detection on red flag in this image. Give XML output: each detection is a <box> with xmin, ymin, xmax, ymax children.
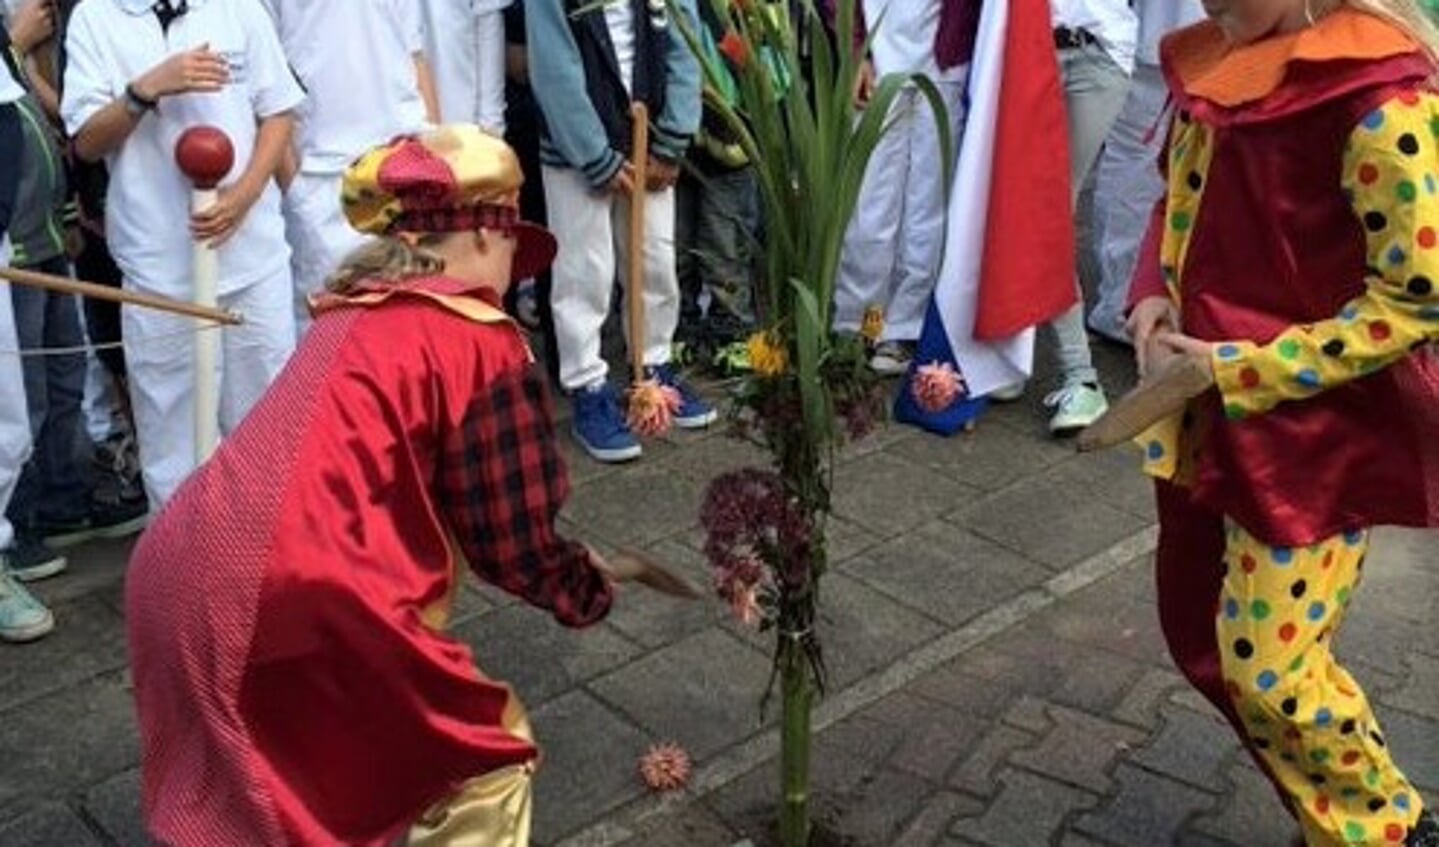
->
<box><xmin>973</xmin><ymin>0</ymin><xmax>1078</xmax><ymax>341</ymax></box>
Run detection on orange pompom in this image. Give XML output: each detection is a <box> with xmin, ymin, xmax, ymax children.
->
<box><xmin>627</xmin><ymin>379</ymin><xmax>682</xmax><ymax>437</ymax></box>
<box><xmin>639</xmin><ymin>742</ymin><xmax>693</xmax><ymax>792</ymax></box>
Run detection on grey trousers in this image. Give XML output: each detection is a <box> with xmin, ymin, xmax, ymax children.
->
<box><xmin>1046</xmin><ymin>41</ymin><xmax>1131</xmax><ymax>387</ymax></box>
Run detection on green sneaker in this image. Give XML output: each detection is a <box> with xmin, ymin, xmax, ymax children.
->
<box><xmin>0</xmin><ymin>565</ymin><xmax>55</xmax><ymax>643</ymax></box>
<box><xmin>1045</xmin><ymin>383</ymin><xmax>1109</xmax><ymax>436</ymax></box>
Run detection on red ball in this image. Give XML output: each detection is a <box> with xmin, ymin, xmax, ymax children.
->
<box><xmin>175</xmin><ymin>126</ymin><xmax>235</xmax><ymax>189</ymax></box>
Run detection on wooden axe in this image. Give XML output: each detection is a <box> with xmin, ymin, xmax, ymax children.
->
<box><xmin>1077</xmin><ymin>336</ymin><xmax>1215</xmax><ymax>452</ymax></box>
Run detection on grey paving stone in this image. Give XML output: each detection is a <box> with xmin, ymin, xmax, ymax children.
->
<box><xmin>615</xmin><ymin>801</ymin><xmax>739</xmax><ymax>847</ymax></box>
<box><xmin>980</xmin><ymin>629</ymin><xmax>1151</xmax><ymax>714</ymax></box>
<box><xmin>446</xmin><ymin>577</ymin><xmax>497</xmax><ymax>626</ymax></box>
<box><xmin>1373</xmin><ymin>704</ymin><xmax>1439</xmax><ymax>792</ymax></box>
<box><xmin>832</xmin><ymin>452</ymin><xmax>979</xmax><ymax>539</ymax></box>
<box><xmin>1129</xmin><ymin>705</ymin><xmax>1241</xmax><ymax>793</ymax></box>
<box><xmin>589</xmin><ymin>628</ymin><xmax>773</xmax><ymax>760</ymax></box>
<box><xmin>0</xmin><ymin>672</ymin><xmax>138</xmax><ymax>821</ymax></box>
<box><xmin>26</xmin><ymin>536</ymin><xmax>133</xmax><ymax>607</ymax></box>
<box><xmin>529</xmin><ymin>689</ymin><xmax>654</xmax><ymax>845</ymax></box>
<box><xmin>0</xmin><ymin>594</ymin><xmax>129</xmax><ymax>712</ymax></box>
<box><xmin>948</xmin><ymin>723</ymin><xmax>1041</xmax><ymax>797</ymax></box>
<box><xmin>951</xmin><ymin>768</ymin><xmax>1100</xmax><ymax>847</ymax></box>
<box><xmin>830</xmin><ymin>767</ymin><xmax>936</xmax><ymax>846</ymax></box>
<box><xmin>908</xmin><ymin>663</ymin><xmax>1024</xmax><ymax>721</ymax></box>
<box><xmin>1009</xmin><ymin>703</ymin><xmax>1145</xmax><ymax>793</ymax></box>
<box><xmin>82</xmin><ymin>768</ymin><xmax>149</xmax><ymax>847</ymax></box>
<box><xmin>1044</xmin><ymin>448</ymin><xmax>1158</xmax><ymax>522</ymax></box>
<box><xmin>894</xmin><ymin>792</ymin><xmax>987</xmax><ymax>847</ymax></box>
<box><xmin>0</xmin><ymin>803</ymin><xmax>103</xmax><ymax>847</ymax></box>
<box><xmin>660</xmin><ymin>431</ymin><xmax>772</xmax><ymax>485</ymax></box>
<box><xmin>811</xmin><ymin>573</ymin><xmax>945</xmax><ymax>690</ymax></box>
<box><xmin>1383</xmin><ymin>652</ymin><xmax>1439</xmax><ymax>722</ymax></box>
<box><xmin>839</xmin><ymin>521</ymin><xmax>1050</xmax><ymax>627</ymax></box>
<box><xmin>1191</xmin><ymin>762</ymin><xmax>1298</xmax><ymax>847</ymax></box>
<box><xmin>886</xmin><ymin>708</ymin><xmax>991</xmax><ymax>784</ymax></box>
<box><xmin>601</xmin><ymin>540</ymin><xmax>727</xmax><ymax>649</ymax></box>
<box><xmin>1027</xmin><ymin>572</ymin><xmax>1174</xmax><ymax>668</ymax></box>
<box><xmin>451</xmin><ymin>605</ymin><xmax>640</xmax><ymax>707</ymax></box>
<box><xmin>564</xmin><ymin>460</ymin><xmax>704</xmax><ymax>548</ymax></box>
<box><xmin>813</xmin><ymin>715</ymin><xmax>910</xmax><ymax>795</ymax></box>
<box><xmin>1074</xmin><ymin>764</ymin><xmax>1220</xmax><ymax>847</ymax></box>
<box><xmin>949</xmin><ymin>473</ymin><xmax>1149</xmax><ymax>571</ymax></box>
<box><xmin>1000</xmin><ymin>696</ymin><xmax>1052</xmax><ymax>735</ymax></box>
<box><xmin>887</xmin><ymin>418</ymin><xmax>1072</xmax><ymax>493</ymax></box>
<box><xmin>1111</xmin><ymin>668</ymin><xmax>1188</xmax><ymax>730</ymax></box>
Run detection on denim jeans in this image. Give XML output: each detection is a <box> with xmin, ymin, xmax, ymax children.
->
<box><xmin>7</xmin><ymin>255</ymin><xmax>90</xmax><ymax>530</ymax></box>
<box><xmin>675</xmin><ymin>166</ymin><xmax>760</xmax><ymax>345</ymax></box>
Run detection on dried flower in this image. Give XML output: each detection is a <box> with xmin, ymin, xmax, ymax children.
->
<box><xmin>719</xmin><ymin>30</ymin><xmax>751</xmax><ymax>66</ymax></box>
<box><xmin>701</xmin><ymin>470</ymin><xmax>814</xmax><ymax>591</ymax></box>
<box><xmin>912</xmin><ymin>361</ymin><xmax>967</xmax><ymax>412</ymax></box>
<box><xmin>627</xmin><ymin>379</ymin><xmax>682</xmax><ymax>437</ymax></box>
<box><xmin>860</xmin><ymin>305</ymin><xmax>885</xmax><ymax>345</ymax></box>
<box><xmin>639</xmin><ymin>742</ymin><xmax>693</xmax><ymax>792</ymax></box>
<box><xmin>747</xmin><ymin>330</ymin><xmax>788</xmax><ymax>377</ymax></box>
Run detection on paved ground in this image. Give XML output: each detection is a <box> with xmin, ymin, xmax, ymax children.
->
<box><xmin>1</xmin><ymin>343</ymin><xmax>1436</xmax><ymax>847</ymax></box>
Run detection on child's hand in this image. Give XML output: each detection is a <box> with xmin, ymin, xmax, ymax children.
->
<box><xmin>8</xmin><ymin>0</ymin><xmax>55</xmax><ymax>54</ymax></box>
<box><xmin>1152</xmin><ymin>330</ymin><xmax>1217</xmax><ymax>375</ymax></box>
<box><xmin>646</xmin><ymin>155</ymin><xmax>680</xmax><ymax>192</ymax></box>
<box><xmin>1127</xmin><ymin>296</ymin><xmax>1178</xmax><ymax>378</ymax></box>
<box><xmin>135</xmin><ymin>44</ymin><xmax>230</xmax><ymax>101</ymax></box>
<box><xmin>606</xmin><ymin>162</ymin><xmax>636</xmax><ymax>196</ymax></box>
<box><xmin>853</xmin><ymin>59</ymin><xmax>876</xmax><ymax>109</ymax></box>
<box><xmin>191</xmin><ymin>183</ymin><xmax>259</xmax><ymax>247</ymax></box>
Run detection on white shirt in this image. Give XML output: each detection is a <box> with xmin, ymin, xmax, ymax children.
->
<box><xmin>862</xmin><ymin>0</ymin><xmax>965</xmax><ymax>82</ymax></box>
<box><xmin>261</xmin><ymin>0</ymin><xmax>428</xmax><ymax>174</ymax></box>
<box><xmin>1051</xmin><ymin>0</ymin><xmax>1139</xmax><ymax>74</ymax></box>
<box><xmin>1136</xmin><ymin>0</ymin><xmax>1205</xmax><ymax>66</ymax></box>
<box><xmin>421</xmin><ymin>0</ymin><xmax>508</xmax><ymax>133</ymax></box>
<box><xmin>0</xmin><ymin>49</ymin><xmax>22</xmax><ymax>103</ymax></box>
<box><xmin>604</xmin><ymin>0</ymin><xmax>635</xmax><ymax>96</ymax></box>
<box><xmin>62</xmin><ymin>0</ymin><xmax>304</xmax><ymax>299</ymax></box>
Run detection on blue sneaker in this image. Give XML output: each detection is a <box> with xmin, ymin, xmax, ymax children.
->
<box><xmin>572</xmin><ymin>382</ymin><xmax>643</xmax><ymax>463</ymax></box>
<box><xmin>648</xmin><ymin>364</ymin><xmax>717</xmax><ymax>429</ymax></box>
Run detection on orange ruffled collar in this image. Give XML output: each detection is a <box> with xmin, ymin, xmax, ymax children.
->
<box><xmin>1163</xmin><ymin>9</ymin><xmax>1422</xmax><ymax>108</ymax></box>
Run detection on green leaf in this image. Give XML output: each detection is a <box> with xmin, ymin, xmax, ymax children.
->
<box><xmin>789</xmin><ymin>278</ymin><xmax>830</xmax><ymax>448</ymax></box>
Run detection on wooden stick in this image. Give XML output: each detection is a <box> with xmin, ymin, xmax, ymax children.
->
<box><xmin>628</xmin><ymin>102</ymin><xmax>651</xmax><ymax>379</ymax></box>
<box><xmin>0</xmin><ymin>265</ymin><xmax>243</xmax><ymax>325</ymax></box>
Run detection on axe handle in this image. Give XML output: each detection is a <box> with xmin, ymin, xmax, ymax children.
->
<box><xmin>0</xmin><ymin>266</ymin><xmax>243</xmax><ymax>325</ymax></box>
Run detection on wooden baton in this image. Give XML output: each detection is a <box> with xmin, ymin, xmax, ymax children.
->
<box><xmin>0</xmin><ymin>266</ymin><xmax>244</xmax><ymax>325</ymax></box>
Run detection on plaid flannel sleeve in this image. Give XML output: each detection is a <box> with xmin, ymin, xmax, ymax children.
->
<box><xmin>439</xmin><ymin>363</ymin><xmax>613</xmax><ymax>628</ymax></box>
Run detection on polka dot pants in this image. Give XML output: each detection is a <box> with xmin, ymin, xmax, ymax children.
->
<box><xmin>1218</xmin><ymin>525</ymin><xmax>1423</xmax><ymax>845</ymax></box>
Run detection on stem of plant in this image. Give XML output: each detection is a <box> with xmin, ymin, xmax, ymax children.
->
<box><xmin>779</xmin><ymin>639</ymin><xmax>814</xmax><ymax>847</ymax></box>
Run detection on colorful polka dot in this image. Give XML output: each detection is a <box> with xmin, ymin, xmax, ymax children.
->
<box><xmin>1256</xmin><ymin>670</ymin><xmax>1279</xmax><ymax>691</ymax></box>
<box><xmin>1216</xmin><ymin>343</ymin><xmax>1240</xmax><ymax>359</ymax></box>
<box><xmin>1146</xmin><ymin>440</ymin><xmax>1165</xmax><ymax>461</ymax></box>
<box><xmin>1338</xmin><ymin>586</ymin><xmax>1352</xmax><ymax>606</ymax></box>
<box><xmin>1398</xmin><ymin>133</ymin><xmax>1422</xmax><ymax>155</ymax></box>
<box><xmin>1397</xmin><ymin>180</ymin><xmax>1418</xmax><ymax>202</ymax></box>
<box><xmin>1310</xmin><ymin>748</ymin><xmax>1331</xmax><ymax>764</ymax></box>
<box><xmin>1309</xmin><ymin>601</ymin><xmax>1328</xmax><ymax>621</ymax></box>
<box><xmin>1225</xmin><ymin>598</ymin><xmax>1241</xmax><ymax>619</ymax></box>
<box><xmin>1364</xmin><ymin>110</ymin><xmax>1386</xmax><ymax>130</ymax></box>
<box><xmin>1277</xmin><ymin>339</ymin><xmax>1301</xmax><ymax>360</ymax></box>
<box><xmin>1171</xmin><ymin>211</ymin><xmax>1192</xmax><ymax>231</ymax></box>
<box><xmin>1279</xmin><ymin>622</ymin><xmax>1298</xmax><ymax>643</ymax></box>
<box><xmin>1271</xmin><ymin>547</ymin><xmax>1294</xmax><ymax>565</ymax></box>
<box><xmin>1343</xmin><ymin>750</ymin><xmax>1363</xmax><ymax>766</ymax></box>
<box><xmin>1394</xmin><ymin>793</ymin><xmax>1411</xmax><ymax>811</ymax></box>
<box><xmin>1296</xmin><ymin>369</ymin><xmax>1322</xmax><ymax>390</ymax></box>
<box><xmin>1386</xmin><ymin>823</ymin><xmax>1406</xmax><ymax>842</ymax></box>
<box><xmin>1422</xmin><ymin>227</ymin><xmax>1439</xmax><ymax>249</ymax></box>
<box><xmin>1239</xmin><ymin>367</ymin><xmax>1262</xmax><ymax>389</ymax></box>
<box><xmin>1388</xmin><ymin>245</ymin><xmax>1407</xmax><ymax>265</ymax></box>
<box><xmin>1290</xmin><ymin>654</ymin><xmax>1305</xmax><ymax>673</ymax></box>
<box><xmin>1323</xmin><ymin>339</ymin><xmax>1347</xmax><ymax>357</ymax></box>
<box><xmin>1346</xmin><ymin>821</ymin><xmax>1367</xmax><ymax>842</ymax></box>
<box><xmin>1344</xmin><ymin>530</ymin><xmax>1365</xmax><ymax>546</ymax></box>
<box><xmin>1409</xmin><ymin>276</ymin><xmax>1433</xmax><ymax>296</ymax></box>
<box><xmin>1315</xmin><ymin>707</ymin><xmax>1333</xmax><ymax>727</ymax></box>
<box><xmin>1369</xmin><ymin>320</ymin><xmax>1393</xmax><ymax>341</ymax></box>
<box><xmin>1364</xmin><ymin>211</ymin><xmax>1389</xmax><ymax>232</ymax></box>
<box><xmin>1251</xmin><ymin>599</ymin><xmax>1272</xmax><ymax>620</ymax></box>
<box><xmin>1241</xmin><ymin>554</ymin><xmax>1258</xmax><ymax>574</ymax></box>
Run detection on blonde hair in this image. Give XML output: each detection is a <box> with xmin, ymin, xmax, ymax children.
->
<box><xmin>325</xmin><ymin>234</ymin><xmax>451</xmax><ymax>295</ymax></box>
<box><xmin>1343</xmin><ymin>0</ymin><xmax>1439</xmax><ymax>64</ymax></box>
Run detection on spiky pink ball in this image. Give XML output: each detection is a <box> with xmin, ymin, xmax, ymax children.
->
<box><xmin>639</xmin><ymin>742</ymin><xmax>693</xmax><ymax>792</ymax></box>
<box><xmin>627</xmin><ymin>379</ymin><xmax>682</xmax><ymax>437</ymax></box>
<box><xmin>912</xmin><ymin>361</ymin><xmax>966</xmax><ymax>412</ymax></box>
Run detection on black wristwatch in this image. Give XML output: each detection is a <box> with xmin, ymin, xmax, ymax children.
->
<box><xmin>124</xmin><ymin>83</ymin><xmax>158</xmax><ymax>116</ymax></box>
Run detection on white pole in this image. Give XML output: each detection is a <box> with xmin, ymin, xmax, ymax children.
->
<box><xmin>190</xmin><ymin>186</ymin><xmax>221</xmax><ymax>463</ymax></box>
<box><xmin>175</xmin><ymin>126</ymin><xmax>235</xmax><ymax>466</ymax></box>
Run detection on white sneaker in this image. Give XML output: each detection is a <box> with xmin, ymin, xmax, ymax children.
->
<box><xmin>869</xmin><ymin>341</ymin><xmax>914</xmax><ymax>377</ymax></box>
<box><xmin>0</xmin><ymin>566</ymin><xmax>55</xmax><ymax>643</ymax></box>
<box><xmin>1045</xmin><ymin>383</ymin><xmax>1109</xmax><ymax>435</ymax></box>
<box><xmin>988</xmin><ymin>382</ymin><xmax>1027</xmax><ymax>403</ymax></box>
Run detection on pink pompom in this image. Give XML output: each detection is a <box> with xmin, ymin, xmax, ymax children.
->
<box><xmin>639</xmin><ymin>742</ymin><xmax>693</xmax><ymax>792</ymax></box>
<box><xmin>627</xmin><ymin>379</ymin><xmax>682</xmax><ymax>437</ymax></box>
<box><xmin>912</xmin><ymin>361</ymin><xmax>967</xmax><ymax>413</ymax></box>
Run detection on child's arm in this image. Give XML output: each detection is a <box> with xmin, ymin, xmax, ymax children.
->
<box><xmin>652</xmin><ymin>0</ymin><xmax>702</xmax><ymax>164</ymax></box>
<box><xmin>438</xmin><ymin>362</ymin><xmax>614</xmax><ymax>628</ymax></box>
<box><xmin>1206</xmin><ymin>91</ymin><xmax>1439</xmax><ymax>420</ymax></box>
<box><xmin>525</xmin><ymin>0</ymin><xmax>627</xmax><ymax>188</ymax></box>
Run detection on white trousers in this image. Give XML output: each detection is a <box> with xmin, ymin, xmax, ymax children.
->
<box><xmin>284</xmin><ymin>172</ymin><xmax>370</xmax><ymax>339</ymax></box>
<box><xmin>121</xmin><ymin>271</ymin><xmax>294</xmax><ymax>507</ymax></box>
<box><xmin>543</xmin><ymin>165</ymin><xmax>681</xmax><ymax>391</ymax></box>
<box><xmin>1090</xmin><ymin>62</ymin><xmax>1169</xmax><ymax>341</ymax></box>
<box><xmin>836</xmin><ymin>78</ymin><xmax>969</xmax><ymax>343</ymax></box>
<box><xmin>0</xmin><ymin>273</ymin><xmax>34</xmax><ymax>551</ymax></box>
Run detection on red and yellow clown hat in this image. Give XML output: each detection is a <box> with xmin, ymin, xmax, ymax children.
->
<box><xmin>342</xmin><ymin>125</ymin><xmax>557</xmax><ymax>284</ymax></box>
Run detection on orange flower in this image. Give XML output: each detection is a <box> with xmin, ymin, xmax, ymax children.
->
<box><xmin>719</xmin><ymin>30</ymin><xmax>750</xmax><ymax>66</ymax></box>
<box><xmin>627</xmin><ymin>379</ymin><xmax>682</xmax><ymax>437</ymax></box>
<box><xmin>912</xmin><ymin>361</ymin><xmax>967</xmax><ymax>413</ymax></box>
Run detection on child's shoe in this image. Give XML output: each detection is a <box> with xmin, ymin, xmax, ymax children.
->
<box><xmin>5</xmin><ymin>534</ymin><xmax>67</xmax><ymax>582</ymax></box>
<box><xmin>0</xmin><ymin>565</ymin><xmax>55</xmax><ymax>643</ymax></box>
<box><xmin>1045</xmin><ymin>382</ymin><xmax>1109</xmax><ymax>436</ymax></box>
<box><xmin>647</xmin><ymin>364</ymin><xmax>717</xmax><ymax>429</ymax></box>
<box><xmin>572</xmin><ymin>381</ymin><xmax>643</xmax><ymax>463</ymax></box>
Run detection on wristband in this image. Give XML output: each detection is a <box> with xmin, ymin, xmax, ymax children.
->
<box><xmin>124</xmin><ymin>83</ymin><xmax>158</xmax><ymax>116</ymax></box>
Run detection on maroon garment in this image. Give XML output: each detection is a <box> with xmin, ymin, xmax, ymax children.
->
<box><xmin>825</xmin><ymin>0</ymin><xmax>983</xmax><ymax>70</ymax></box>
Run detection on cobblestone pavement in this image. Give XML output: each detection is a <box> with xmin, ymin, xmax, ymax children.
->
<box><xmin>2</xmin><ymin>345</ymin><xmax>1435</xmax><ymax>847</ymax></box>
